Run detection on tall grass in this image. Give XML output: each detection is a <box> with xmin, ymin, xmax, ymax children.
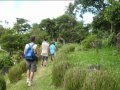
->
<box><xmin>82</xmin><ymin>70</ymin><xmax>118</xmax><ymax>90</ymax></box>
<box><xmin>52</xmin><ymin>61</ymin><xmax>70</xmax><ymax>87</ymax></box>
<box><xmin>64</xmin><ymin>68</ymin><xmax>86</xmax><ymax>90</ymax></box>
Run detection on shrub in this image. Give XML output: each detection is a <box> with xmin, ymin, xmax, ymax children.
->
<box><xmin>11</xmin><ymin>52</ymin><xmax>21</xmax><ymax>64</ymax></box>
<box><xmin>19</xmin><ymin>60</ymin><xmax>26</xmax><ymax>73</ymax></box>
<box><xmin>58</xmin><ymin>44</ymin><xmax>76</xmax><ymax>54</ymax></box>
<box><xmin>0</xmin><ymin>53</ymin><xmax>13</xmax><ymax>69</ymax></box>
<box><xmin>82</xmin><ymin>70</ymin><xmax>118</xmax><ymax>90</ymax></box>
<box><xmin>0</xmin><ymin>75</ymin><xmax>6</xmax><ymax>90</ymax></box>
<box><xmin>52</xmin><ymin>61</ymin><xmax>70</xmax><ymax>87</ymax></box>
<box><xmin>81</xmin><ymin>34</ymin><xmax>102</xmax><ymax>49</ymax></box>
<box><xmin>8</xmin><ymin>65</ymin><xmax>22</xmax><ymax>83</ymax></box>
<box><xmin>102</xmin><ymin>32</ymin><xmax>116</xmax><ymax>48</ymax></box>
<box><xmin>64</xmin><ymin>68</ymin><xmax>86</xmax><ymax>90</ymax></box>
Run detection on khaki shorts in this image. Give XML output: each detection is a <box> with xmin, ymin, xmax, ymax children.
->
<box><xmin>26</xmin><ymin>60</ymin><xmax>37</xmax><ymax>72</ymax></box>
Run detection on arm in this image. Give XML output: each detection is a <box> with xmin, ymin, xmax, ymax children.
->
<box><xmin>35</xmin><ymin>45</ymin><xmax>40</xmax><ymax>57</ymax></box>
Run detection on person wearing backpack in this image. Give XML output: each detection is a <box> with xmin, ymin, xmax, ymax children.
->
<box><xmin>24</xmin><ymin>36</ymin><xmax>40</xmax><ymax>86</ymax></box>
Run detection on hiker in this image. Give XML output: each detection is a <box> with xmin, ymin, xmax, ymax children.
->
<box><xmin>24</xmin><ymin>36</ymin><xmax>40</xmax><ymax>86</ymax></box>
<box><xmin>41</xmin><ymin>38</ymin><xmax>49</xmax><ymax>67</ymax></box>
<box><xmin>49</xmin><ymin>41</ymin><xmax>56</xmax><ymax>61</ymax></box>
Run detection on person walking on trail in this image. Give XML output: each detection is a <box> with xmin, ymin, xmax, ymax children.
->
<box><xmin>50</xmin><ymin>41</ymin><xmax>56</xmax><ymax>61</ymax></box>
<box><xmin>24</xmin><ymin>36</ymin><xmax>40</xmax><ymax>86</ymax></box>
<box><xmin>41</xmin><ymin>38</ymin><xmax>49</xmax><ymax>67</ymax></box>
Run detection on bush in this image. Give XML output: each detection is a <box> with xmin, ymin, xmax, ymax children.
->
<box><xmin>82</xmin><ymin>70</ymin><xmax>118</xmax><ymax>90</ymax></box>
<box><xmin>19</xmin><ymin>60</ymin><xmax>26</xmax><ymax>73</ymax></box>
<box><xmin>0</xmin><ymin>53</ymin><xmax>13</xmax><ymax>69</ymax></box>
<box><xmin>102</xmin><ymin>32</ymin><xmax>116</xmax><ymax>48</ymax></box>
<box><xmin>11</xmin><ymin>52</ymin><xmax>21</xmax><ymax>64</ymax></box>
<box><xmin>52</xmin><ymin>61</ymin><xmax>70</xmax><ymax>87</ymax></box>
<box><xmin>64</xmin><ymin>68</ymin><xmax>86</xmax><ymax>90</ymax></box>
<box><xmin>8</xmin><ymin>65</ymin><xmax>22</xmax><ymax>83</ymax></box>
<box><xmin>0</xmin><ymin>75</ymin><xmax>6</xmax><ymax>90</ymax></box>
<box><xmin>58</xmin><ymin>44</ymin><xmax>76</xmax><ymax>54</ymax></box>
<box><xmin>81</xmin><ymin>34</ymin><xmax>102</xmax><ymax>49</ymax></box>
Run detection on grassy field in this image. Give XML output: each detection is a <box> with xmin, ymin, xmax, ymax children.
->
<box><xmin>5</xmin><ymin>44</ymin><xmax>120</xmax><ymax>90</ymax></box>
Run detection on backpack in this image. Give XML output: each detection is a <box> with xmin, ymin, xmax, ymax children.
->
<box><xmin>25</xmin><ymin>44</ymin><xmax>36</xmax><ymax>61</ymax></box>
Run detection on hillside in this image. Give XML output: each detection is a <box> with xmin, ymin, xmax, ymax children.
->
<box><xmin>6</xmin><ymin>44</ymin><xmax>120</xmax><ymax>90</ymax></box>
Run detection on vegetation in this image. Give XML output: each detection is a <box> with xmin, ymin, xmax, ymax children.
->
<box><xmin>52</xmin><ymin>61</ymin><xmax>70</xmax><ymax>87</ymax></box>
<box><xmin>0</xmin><ymin>0</ymin><xmax>119</xmax><ymax>90</ymax></box>
<box><xmin>64</xmin><ymin>68</ymin><xmax>86</xmax><ymax>90</ymax></box>
<box><xmin>0</xmin><ymin>75</ymin><xmax>6</xmax><ymax>90</ymax></box>
<box><xmin>8</xmin><ymin>65</ymin><xmax>22</xmax><ymax>83</ymax></box>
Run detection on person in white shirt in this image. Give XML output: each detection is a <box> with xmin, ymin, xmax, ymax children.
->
<box><xmin>41</xmin><ymin>38</ymin><xmax>49</xmax><ymax>67</ymax></box>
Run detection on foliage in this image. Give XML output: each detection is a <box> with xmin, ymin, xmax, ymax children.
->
<box><xmin>102</xmin><ymin>32</ymin><xmax>116</xmax><ymax>47</ymax></box>
<box><xmin>13</xmin><ymin>18</ymin><xmax>31</xmax><ymax>34</ymax></box>
<box><xmin>57</xmin><ymin>44</ymin><xmax>76</xmax><ymax>55</ymax></box>
<box><xmin>92</xmin><ymin>13</ymin><xmax>111</xmax><ymax>33</ymax></box>
<box><xmin>65</xmin><ymin>3</ymin><xmax>75</xmax><ymax>17</ymax></box>
<box><xmin>0</xmin><ymin>52</ymin><xmax>13</xmax><ymax>69</ymax></box>
<box><xmin>81</xmin><ymin>34</ymin><xmax>101</xmax><ymax>49</ymax></box>
<box><xmin>8</xmin><ymin>65</ymin><xmax>22</xmax><ymax>83</ymax></box>
<box><xmin>103</xmin><ymin>1</ymin><xmax>120</xmax><ymax>33</ymax></box>
<box><xmin>11</xmin><ymin>51</ymin><xmax>24</xmax><ymax>64</ymax></box>
<box><xmin>0</xmin><ymin>75</ymin><xmax>6</xmax><ymax>90</ymax></box>
<box><xmin>0</xmin><ymin>30</ymin><xmax>30</xmax><ymax>53</ymax></box>
<box><xmin>64</xmin><ymin>68</ymin><xmax>86</xmax><ymax>90</ymax></box>
<box><xmin>39</xmin><ymin>18</ymin><xmax>56</xmax><ymax>39</ymax></box>
<box><xmin>74</xmin><ymin>0</ymin><xmax>109</xmax><ymax>16</ymax></box>
<box><xmin>30</xmin><ymin>29</ymin><xmax>49</xmax><ymax>44</ymax></box>
<box><xmin>92</xmin><ymin>1</ymin><xmax>120</xmax><ymax>34</ymax></box>
<box><xmin>82</xmin><ymin>70</ymin><xmax>118</xmax><ymax>90</ymax></box>
<box><xmin>52</xmin><ymin>61</ymin><xmax>70</xmax><ymax>87</ymax></box>
<box><xmin>19</xmin><ymin>60</ymin><xmax>26</xmax><ymax>73</ymax></box>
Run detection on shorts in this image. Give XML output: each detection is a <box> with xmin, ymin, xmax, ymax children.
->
<box><xmin>41</xmin><ymin>56</ymin><xmax>48</xmax><ymax>61</ymax></box>
<box><xmin>26</xmin><ymin>60</ymin><xmax>37</xmax><ymax>72</ymax></box>
<box><xmin>50</xmin><ymin>54</ymin><xmax>55</xmax><ymax>56</ymax></box>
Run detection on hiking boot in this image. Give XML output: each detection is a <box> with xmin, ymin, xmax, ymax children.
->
<box><xmin>28</xmin><ymin>81</ymin><xmax>32</xmax><ymax>86</ymax></box>
<box><xmin>26</xmin><ymin>79</ymin><xmax>29</xmax><ymax>84</ymax></box>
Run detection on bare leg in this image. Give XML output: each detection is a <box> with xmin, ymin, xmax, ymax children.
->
<box><xmin>43</xmin><ymin>60</ymin><xmax>47</xmax><ymax>67</ymax></box>
<box><xmin>30</xmin><ymin>72</ymin><xmax>34</xmax><ymax>82</ymax></box>
<box><xmin>51</xmin><ymin>56</ymin><xmax>53</xmax><ymax>61</ymax></box>
<box><xmin>27</xmin><ymin>70</ymin><xmax>30</xmax><ymax>81</ymax></box>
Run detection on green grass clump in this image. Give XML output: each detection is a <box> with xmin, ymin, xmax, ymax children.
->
<box><xmin>0</xmin><ymin>75</ymin><xmax>6</xmax><ymax>90</ymax></box>
<box><xmin>64</xmin><ymin>68</ymin><xmax>86</xmax><ymax>90</ymax></box>
<box><xmin>52</xmin><ymin>61</ymin><xmax>70</xmax><ymax>87</ymax></box>
<box><xmin>8</xmin><ymin>65</ymin><xmax>22</xmax><ymax>83</ymax></box>
<box><xmin>82</xmin><ymin>70</ymin><xmax>118</xmax><ymax>90</ymax></box>
<box><xmin>58</xmin><ymin>44</ymin><xmax>76</xmax><ymax>54</ymax></box>
<box><xmin>19</xmin><ymin>60</ymin><xmax>26</xmax><ymax>73</ymax></box>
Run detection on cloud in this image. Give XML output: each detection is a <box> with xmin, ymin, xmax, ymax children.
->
<box><xmin>0</xmin><ymin>1</ymin><xmax>74</xmax><ymax>27</ymax></box>
<box><xmin>0</xmin><ymin>1</ymin><xmax>94</xmax><ymax>28</ymax></box>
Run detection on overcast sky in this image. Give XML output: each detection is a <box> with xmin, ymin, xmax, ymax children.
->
<box><xmin>0</xmin><ymin>1</ymin><xmax>94</xmax><ymax>28</ymax></box>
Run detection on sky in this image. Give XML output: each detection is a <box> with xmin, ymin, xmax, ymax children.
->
<box><xmin>0</xmin><ymin>1</ymin><xmax>94</xmax><ymax>28</ymax></box>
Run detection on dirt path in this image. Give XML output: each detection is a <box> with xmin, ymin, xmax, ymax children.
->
<box><xmin>34</xmin><ymin>66</ymin><xmax>45</xmax><ymax>81</ymax></box>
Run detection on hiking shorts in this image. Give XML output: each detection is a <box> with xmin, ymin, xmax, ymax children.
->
<box><xmin>50</xmin><ymin>54</ymin><xmax>55</xmax><ymax>57</ymax></box>
<box><xmin>41</xmin><ymin>56</ymin><xmax>48</xmax><ymax>61</ymax></box>
<box><xmin>26</xmin><ymin>60</ymin><xmax>37</xmax><ymax>72</ymax></box>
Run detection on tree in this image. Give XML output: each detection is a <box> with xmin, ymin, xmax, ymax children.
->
<box><xmin>103</xmin><ymin>1</ymin><xmax>120</xmax><ymax>33</ymax></box>
<box><xmin>65</xmin><ymin>3</ymin><xmax>75</xmax><ymax>17</ymax></box>
<box><xmin>55</xmin><ymin>14</ymin><xmax>86</xmax><ymax>43</ymax></box>
<box><xmin>74</xmin><ymin>0</ymin><xmax>109</xmax><ymax>16</ymax></box>
<box><xmin>39</xmin><ymin>18</ymin><xmax>56</xmax><ymax>39</ymax></box>
<box><xmin>92</xmin><ymin>1</ymin><xmax>120</xmax><ymax>34</ymax></box>
<box><xmin>13</xmin><ymin>18</ymin><xmax>31</xmax><ymax>34</ymax></box>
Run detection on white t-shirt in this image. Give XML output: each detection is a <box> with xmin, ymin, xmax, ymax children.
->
<box><xmin>24</xmin><ymin>42</ymin><xmax>37</xmax><ymax>53</ymax></box>
<box><xmin>41</xmin><ymin>41</ymin><xmax>49</xmax><ymax>56</ymax></box>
